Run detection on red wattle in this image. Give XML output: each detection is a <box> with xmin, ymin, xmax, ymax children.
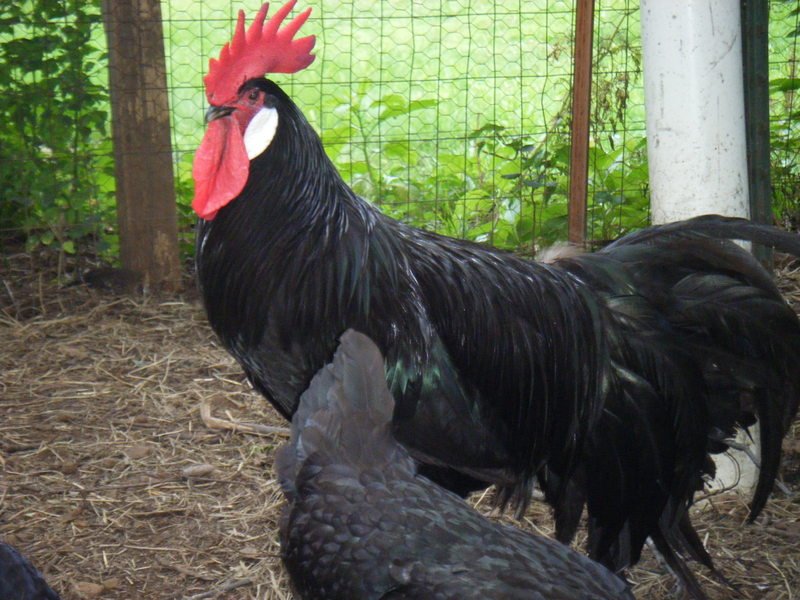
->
<box><xmin>192</xmin><ymin>116</ymin><xmax>250</xmax><ymax>220</ymax></box>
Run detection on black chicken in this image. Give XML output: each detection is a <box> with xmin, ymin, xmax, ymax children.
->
<box><xmin>276</xmin><ymin>329</ymin><xmax>634</xmax><ymax>600</ymax></box>
<box><xmin>0</xmin><ymin>542</ymin><xmax>60</xmax><ymax>600</ymax></box>
<box><xmin>192</xmin><ymin>3</ymin><xmax>800</xmax><ymax>595</ymax></box>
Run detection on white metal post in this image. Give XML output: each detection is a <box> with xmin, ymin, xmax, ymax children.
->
<box><xmin>641</xmin><ymin>0</ymin><xmax>750</xmax><ymax>222</ymax></box>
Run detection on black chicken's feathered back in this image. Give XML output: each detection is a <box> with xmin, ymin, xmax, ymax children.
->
<box><xmin>276</xmin><ymin>330</ymin><xmax>634</xmax><ymax>600</ymax></box>
<box><xmin>396</xmin><ymin>229</ymin><xmax>610</xmax><ymax>507</ymax></box>
<box><xmin>0</xmin><ymin>542</ymin><xmax>60</xmax><ymax>600</ymax></box>
<box><xmin>275</xmin><ymin>329</ymin><xmax>399</xmax><ymax>499</ymax></box>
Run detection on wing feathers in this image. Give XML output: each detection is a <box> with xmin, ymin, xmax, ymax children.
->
<box><xmin>277</xmin><ymin>329</ymin><xmax>401</xmax><ymax>494</ymax></box>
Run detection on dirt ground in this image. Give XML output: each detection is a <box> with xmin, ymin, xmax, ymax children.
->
<box><xmin>1</xmin><ymin>246</ymin><xmax>799</xmax><ymax>599</ymax></box>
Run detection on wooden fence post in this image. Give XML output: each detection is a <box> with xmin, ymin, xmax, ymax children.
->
<box><xmin>102</xmin><ymin>0</ymin><xmax>180</xmax><ymax>290</ymax></box>
<box><xmin>568</xmin><ymin>0</ymin><xmax>595</xmax><ymax>246</ymax></box>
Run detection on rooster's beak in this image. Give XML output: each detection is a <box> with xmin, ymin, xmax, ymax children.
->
<box><xmin>205</xmin><ymin>105</ymin><xmax>235</xmax><ymax>124</ymax></box>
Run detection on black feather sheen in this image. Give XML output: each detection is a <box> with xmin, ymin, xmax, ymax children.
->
<box><xmin>197</xmin><ymin>79</ymin><xmax>609</xmax><ymax>504</ymax></box>
<box><xmin>276</xmin><ymin>331</ymin><xmax>634</xmax><ymax>600</ymax></box>
<box><xmin>197</xmin><ymin>78</ymin><xmax>800</xmax><ymax>592</ymax></box>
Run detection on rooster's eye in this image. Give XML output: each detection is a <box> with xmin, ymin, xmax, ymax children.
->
<box><xmin>248</xmin><ymin>89</ymin><xmax>260</xmax><ymax>103</ymax></box>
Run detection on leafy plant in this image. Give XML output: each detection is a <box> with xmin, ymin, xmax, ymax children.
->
<box><xmin>0</xmin><ymin>0</ymin><xmax>110</xmax><ymax>273</ymax></box>
<box><xmin>322</xmin><ymin>83</ymin><xmax>470</xmax><ymax>233</ymax></box>
<box><xmin>458</xmin><ymin>4</ymin><xmax>649</xmax><ymax>252</ymax></box>
<box><xmin>769</xmin><ymin>0</ymin><xmax>800</xmax><ymax>228</ymax></box>
<box><xmin>4</xmin><ymin>0</ymin><xmax>796</xmax><ymax>270</ymax></box>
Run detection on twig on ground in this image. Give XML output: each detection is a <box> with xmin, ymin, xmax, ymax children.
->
<box><xmin>183</xmin><ymin>578</ymin><xmax>253</xmax><ymax>600</ymax></box>
<box><xmin>200</xmin><ymin>400</ymin><xmax>289</xmax><ymax>437</ymax></box>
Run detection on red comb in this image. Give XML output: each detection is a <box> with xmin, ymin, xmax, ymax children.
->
<box><xmin>204</xmin><ymin>1</ymin><xmax>316</xmax><ymax>105</ymax></box>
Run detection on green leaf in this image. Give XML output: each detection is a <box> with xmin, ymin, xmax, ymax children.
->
<box><xmin>770</xmin><ymin>78</ymin><xmax>800</xmax><ymax>93</ymax></box>
<box><xmin>407</xmin><ymin>99</ymin><xmax>437</xmax><ymax>113</ymax></box>
<box><xmin>375</xmin><ymin>94</ymin><xmax>412</xmax><ymax>122</ymax></box>
<box><xmin>469</xmin><ymin>123</ymin><xmax>506</xmax><ymax>139</ymax></box>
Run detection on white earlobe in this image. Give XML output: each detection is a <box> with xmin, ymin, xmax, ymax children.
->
<box><xmin>244</xmin><ymin>107</ymin><xmax>279</xmax><ymax>160</ymax></box>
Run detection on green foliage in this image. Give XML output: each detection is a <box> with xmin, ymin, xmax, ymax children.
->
<box><xmin>295</xmin><ymin>3</ymin><xmax>650</xmax><ymax>255</ymax></box>
<box><xmin>0</xmin><ymin>0</ymin><xmax>652</xmax><ymax>262</ymax></box>
<box><xmin>319</xmin><ymin>84</ymin><xmax>648</xmax><ymax>254</ymax></box>
<box><xmin>4</xmin><ymin>0</ymin><xmax>799</xmax><ymax>267</ymax></box>
<box><xmin>0</xmin><ymin>0</ymin><xmax>110</xmax><ymax>266</ymax></box>
<box><xmin>321</xmin><ymin>83</ymin><xmax>469</xmax><ymax>234</ymax></box>
<box><xmin>586</xmin><ymin>136</ymin><xmax>650</xmax><ymax>241</ymax></box>
<box><xmin>769</xmin><ymin>0</ymin><xmax>800</xmax><ymax>226</ymax></box>
<box><xmin>174</xmin><ymin>152</ymin><xmax>200</xmax><ymax>258</ymax></box>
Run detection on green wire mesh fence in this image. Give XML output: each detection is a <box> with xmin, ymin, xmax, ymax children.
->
<box><xmin>165</xmin><ymin>0</ymin><xmax>647</xmax><ymax>254</ymax></box>
<box><xmin>1</xmin><ymin>0</ymin><xmax>798</xmax><ymax>265</ymax></box>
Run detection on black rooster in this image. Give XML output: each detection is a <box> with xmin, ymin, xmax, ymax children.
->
<box><xmin>0</xmin><ymin>542</ymin><xmax>60</xmax><ymax>600</ymax></box>
<box><xmin>192</xmin><ymin>3</ymin><xmax>800</xmax><ymax>595</ymax></box>
<box><xmin>276</xmin><ymin>329</ymin><xmax>634</xmax><ymax>600</ymax></box>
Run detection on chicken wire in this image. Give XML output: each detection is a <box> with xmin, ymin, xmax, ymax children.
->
<box><xmin>1</xmin><ymin>1</ymin><xmax>799</xmax><ymax>263</ymax></box>
<box><xmin>164</xmin><ymin>0</ymin><xmax>647</xmax><ymax>253</ymax></box>
<box><xmin>772</xmin><ymin>0</ymin><xmax>800</xmax><ymax>229</ymax></box>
